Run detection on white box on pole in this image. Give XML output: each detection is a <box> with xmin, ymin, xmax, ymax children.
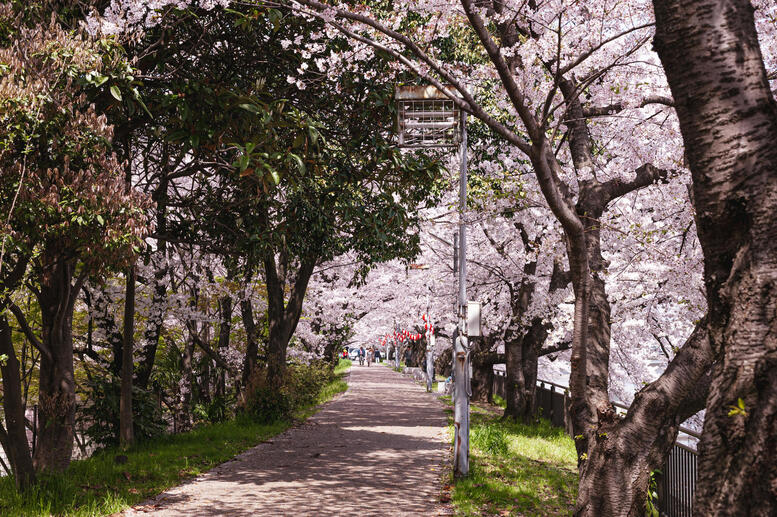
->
<box><xmin>467</xmin><ymin>301</ymin><xmax>481</xmax><ymax>337</ymax></box>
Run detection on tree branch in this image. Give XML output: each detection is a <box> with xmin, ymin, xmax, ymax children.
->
<box><xmin>560</xmin><ymin>22</ymin><xmax>654</xmax><ymax>75</ymax></box>
<box><xmin>459</xmin><ymin>0</ymin><xmax>542</xmax><ymax>141</ymax></box>
<box><xmin>539</xmin><ymin>340</ymin><xmax>572</xmax><ymax>357</ymax></box>
<box><xmin>8</xmin><ymin>303</ymin><xmax>52</xmax><ymax>361</ymax></box>
<box><xmin>582</xmin><ymin>95</ymin><xmax>675</xmax><ymax>118</ymax></box>
<box><xmin>191</xmin><ymin>333</ymin><xmax>238</xmax><ymax>375</ymax></box>
<box><xmin>601</xmin><ymin>163</ymin><xmax>671</xmax><ymax>205</ymax></box>
<box><xmin>285</xmin><ymin>0</ymin><xmax>532</xmax><ymax>155</ymax></box>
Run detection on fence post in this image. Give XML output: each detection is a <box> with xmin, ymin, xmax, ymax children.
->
<box><xmin>549</xmin><ymin>385</ymin><xmax>555</xmax><ymax>424</ymax></box>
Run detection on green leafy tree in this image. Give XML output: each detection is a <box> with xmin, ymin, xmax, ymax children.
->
<box><xmin>0</xmin><ymin>5</ymin><xmax>151</xmax><ymax>479</ymax></box>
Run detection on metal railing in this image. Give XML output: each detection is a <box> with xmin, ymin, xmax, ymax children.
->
<box><xmin>492</xmin><ymin>370</ymin><xmax>698</xmax><ymax>517</ymax></box>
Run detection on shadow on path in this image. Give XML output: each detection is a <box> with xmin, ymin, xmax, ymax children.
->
<box><xmin>122</xmin><ymin>364</ymin><xmax>449</xmax><ymax>516</ymax></box>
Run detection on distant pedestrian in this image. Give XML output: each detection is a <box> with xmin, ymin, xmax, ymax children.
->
<box><xmin>358</xmin><ymin>346</ymin><xmax>366</xmax><ymax>366</ymax></box>
<box><xmin>366</xmin><ymin>346</ymin><xmax>373</xmax><ymax>367</ymax></box>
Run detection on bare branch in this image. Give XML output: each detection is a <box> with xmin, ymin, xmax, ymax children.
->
<box><xmin>560</xmin><ymin>22</ymin><xmax>654</xmax><ymax>75</ymax></box>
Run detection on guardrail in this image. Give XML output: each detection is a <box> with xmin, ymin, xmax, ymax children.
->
<box><xmin>493</xmin><ymin>370</ymin><xmax>697</xmax><ymax>517</ymax></box>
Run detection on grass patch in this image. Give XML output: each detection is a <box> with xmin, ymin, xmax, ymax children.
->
<box><xmin>443</xmin><ymin>399</ymin><xmax>578</xmax><ymax>516</ymax></box>
<box><xmin>0</xmin><ymin>359</ymin><xmax>351</xmax><ymax>517</ymax></box>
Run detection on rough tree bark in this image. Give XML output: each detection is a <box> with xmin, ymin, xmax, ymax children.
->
<box><xmin>653</xmin><ymin>0</ymin><xmax>777</xmax><ymax>512</ymax></box>
<box><xmin>33</xmin><ymin>249</ymin><xmax>83</xmax><ymax>472</ymax></box>
<box><xmin>576</xmin><ymin>319</ymin><xmax>712</xmax><ymax>516</ymax></box>
<box><xmin>264</xmin><ymin>252</ymin><xmax>316</xmax><ymax>389</ymax></box>
<box><xmin>240</xmin><ymin>296</ymin><xmax>260</xmax><ymax>387</ymax></box>
<box><xmin>0</xmin><ymin>314</ymin><xmax>36</xmax><ymax>489</ymax></box>
<box><xmin>556</xmin><ymin>75</ymin><xmax>719</xmax><ymax>516</ymax></box>
<box><xmin>216</xmin><ymin>294</ymin><xmax>233</xmax><ymax>399</ymax></box>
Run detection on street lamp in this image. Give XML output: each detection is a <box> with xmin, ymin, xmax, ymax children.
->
<box><xmin>396</xmin><ymin>84</ymin><xmax>470</xmax><ymax>477</ymax></box>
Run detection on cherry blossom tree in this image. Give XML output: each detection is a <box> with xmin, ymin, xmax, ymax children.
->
<box><xmin>652</xmin><ymin>0</ymin><xmax>777</xmax><ymax>512</ymax></box>
<box><xmin>262</xmin><ymin>0</ymin><xmax>720</xmax><ymax>512</ymax></box>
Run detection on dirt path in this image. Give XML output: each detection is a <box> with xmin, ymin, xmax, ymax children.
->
<box><xmin>122</xmin><ymin>364</ymin><xmax>450</xmax><ymax>516</ymax></box>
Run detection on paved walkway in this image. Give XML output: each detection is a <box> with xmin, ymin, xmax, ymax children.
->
<box><xmin>122</xmin><ymin>364</ymin><xmax>450</xmax><ymax>516</ymax></box>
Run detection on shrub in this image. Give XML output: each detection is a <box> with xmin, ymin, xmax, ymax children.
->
<box><xmin>238</xmin><ymin>360</ymin><xmax>336</xmax><ymax>423</ymax></box>
<box><xmin>79</xmin><ymin>375</ymin><xmax>167</xmax><ymax>449</ymax></box>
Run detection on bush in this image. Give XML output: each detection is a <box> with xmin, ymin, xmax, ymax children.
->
<box><xmin>79</xmin><ymin>375</ymin><xmax>167</xmax><ymax>449</ymax></box>
<box><xmin>238</xmin><ymin>360</ymin><xmax>336</xmax><ymax>423</ymax></box>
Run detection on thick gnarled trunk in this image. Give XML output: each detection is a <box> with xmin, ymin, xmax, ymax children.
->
<box><xmin>653</xmin><ymin>0</ymin><xmax>777</xmax><ymax>512</ymax></box>
<box><xmin>264</xmin><ymin>254</ymin><xmax>316</xmax><ymax>389</ymax></box>
<box><xmin>576</xmin><ymin>320</ymin><xmax>712</xmax><ymax>517</ymax></box>
<box><xmin>33</xmin><ymin>253</ymin><xmax>79</xmax><ymax>472</ymax></box>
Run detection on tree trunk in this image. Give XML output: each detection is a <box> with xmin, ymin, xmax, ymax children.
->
<box><xmin>575</xmin><ymin>320</ymin><xmax>712</xmax><ymax>517</ymax></box>
<box><xmin>0</xmin><ymin>314</ymin><xmax>36</xmax><ymax>489</ymax></box>
<box><xmin>265</xmin><ymin>324</ymin><xmax>288</xmax><ymax>388</ymax></box>
<box><xmin>653</xmin><ymin>0</ymin><xmax>777</xmax><ymax>512</ymax></box>
<box><xmin>470</xmin><ymin>339</ymin><xmax>496</xmax><ymax>402</ymax></box>
<box><xmin>240</xmin><ymin>297</ymin><xmax>259</xmax><ymax>387</ymax></box>
<box><xmin>120</xmin><ymin>266</ymin><xmax>135</xmax><ymax>447</ymax></box>
<box><xmin>179</xmin><ymin>336</ymin><xmax>195</xmax><ymax>432</ymax></box>
<box><xmin>136</xmin><ymin>167</ymin><xmax>169</xmax><ymax>390</ymax></box>
<box><xmin>216</xmin><ymin>295</ymin><xmax>233</xmax><ymax>399</ymax></box>
<box><xmin>92</xmin><ymin>286</ymin><xmax>124</xmax><ymax>376</ymax></box>
<box><xmin>33</xmin><ymin>252</ymin><xmax>78</xmax><ymax>472</ymax></box>
<box><xmin>263</xmin><ymin>254</ymin><xmax>316</xmax><ymax>389</ymax></box>
<box><xmin>502</xmin><ymin>251</ymin><xmax>565</xmax><ymax>423</ymax></box>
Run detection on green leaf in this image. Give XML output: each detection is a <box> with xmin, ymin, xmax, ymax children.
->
<box><xmin>238</xmin><ymin>103</ymin><xmax>261</xmax><ymax>115</ymax></box>
<box><xmin>96</xmin><ymin>214</ymin><xmax>105</xmax><ymax>225</ymax></box>
<box><xmin>95</xmin><ymin>75</ymin><xmax>109</xmax><ymax>86</ymax></box>
<box><xmin>110</xmin><ymin>85</ymin><xmax>122</xmax><ymax>101</ymax></box>
<box><xmin>0</xmin><ymin>353</ymin><xmax>7</xmax><ymax>367</ymax></box>
<box><xmin>728</xmin><ymin>397</ymin><xmax>748</xmax><ymax>417</ymax></box>
<box><xmin>270</xmin><ymin>170</ymin><xmax>281</xmax><ymax>185</ymax></box>
<box><xmin>289</xmin><ymin>153</ymin><xmax>305</xmax><ymax>174</ymax></box>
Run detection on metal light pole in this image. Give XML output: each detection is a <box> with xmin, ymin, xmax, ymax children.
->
<box><xmin>452</xmin><ymin>109</ymin><xmax>470</xmax><ymax>477</ymax></box>
<box><xmin>424</xmin><ymin>306</ymin><xmax>435</xmax><ymax>393</ymax></box>
<box><xmin>395</xmin><ymin>84</ymin><xmax>470</xmax><ymax>477</ymax></box>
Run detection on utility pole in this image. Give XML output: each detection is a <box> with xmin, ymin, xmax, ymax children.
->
<box><xmin>395</xmin><ymin>85</ymin><xmax>470</xmax><ymax>477</ymax></box>
<box><xmin>394</xmin><ymin>319</ymin><xmax>401</xmax><ymax>370</ymax></box>
<box><xmin>453</xmin><ymin>109</ymin><xmax>470</xmax><ymax>477</ymax></box>
<box><xmin>424</xmin><ymin>306</ymin><xmax>435</xmax><ymax>393</ymax></box>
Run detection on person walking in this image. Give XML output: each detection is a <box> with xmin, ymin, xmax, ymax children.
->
<box><xmin>366</xmin><ymin>346</ymin><xmax>373</xmax><ymax>367</ymax></box>
<box><xmin>358</xmin><ymin>346</ymin><xmax>365</xmax><ymax>366</ymax></box>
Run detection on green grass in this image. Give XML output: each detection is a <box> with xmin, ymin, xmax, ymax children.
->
<box><xmin>444</xmin><ymin>400</ymin><xmax>578</xmax><ymax>516</ymax></box>
<box><xmin>0</xmin><ymin>359</ymin><xmax>351</xmax><ymax>517</ymax></box>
